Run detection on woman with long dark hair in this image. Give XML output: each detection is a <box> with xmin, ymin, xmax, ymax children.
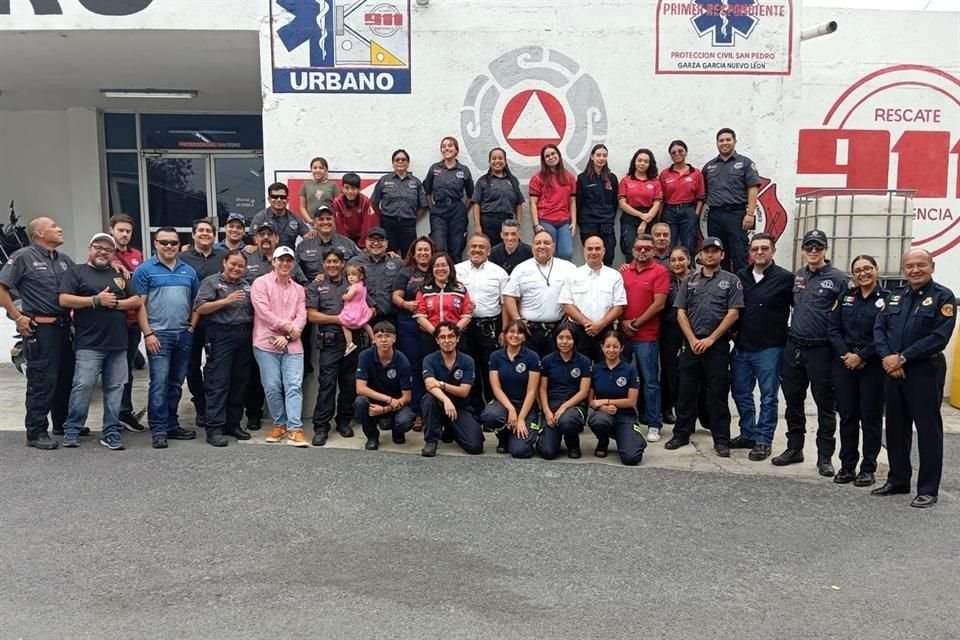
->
<box><xmin>481</xmin><ymin>319</ymin><xmax>542</xmax><ymax>458</ymax></box>
<box><xmin>471</xmin><ymin>147</ymin><xmax>525</xmax><ymax>241</ymax></box>
<box><xmin>587</xmin><ymin>330</ymin><xmax>645</xmax><ymax>466</ymax></box>
<box><xmin>618</xmin><ymin>148</ymin><xmax>663</xmax><ymax>261</ymax></box>
<box><xmin>414</xmin><ymin>251</ymin><xmax>474</xmax><ymax>356</ymax></box>
<box><xmin>827</xmin><ymin>254</ymin><xmax>888</xmax><ymax>487</ymax></box>
<box><xmin>577</xmin><ymin>144</ymin><xmax>619</xmax><ymax>266</ymax></box>
<box><xmin>537</xmin><ymin>322</ymin><xmax>592</xmax><ymax>459</ymax></box>
<box><xmin>529</xmin><ymin>144</ymin><xmax>577</xmax><ymax>261</ymax></box>
<box><xmin>660</xmin><ymin>246</ymin><xmax>690</xmax><ymax>425</ymax></box>
<box><xmin>659</xmin><ymin>140</ymin><xmax>705</xmax><ymax>256</ymax></box>
<box><xmin>424</xmin><ymin>136</ymin><xmax>474</xmax><ymax>260</ymax></box>
<box><xmin>392</xmin><ymin>236</ymin><xmax>436</xmax><ymax>423</ymax></box>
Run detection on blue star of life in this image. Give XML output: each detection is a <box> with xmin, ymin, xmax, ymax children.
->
<box><xmin>277</xmin><ymin>0</ymin><xmax>332</xmax><ymax>67</ymax></box>
<box><xmin>692</xmin><ymin>0</ymin><xmax>759</xmax><ymax>46</ymax></box>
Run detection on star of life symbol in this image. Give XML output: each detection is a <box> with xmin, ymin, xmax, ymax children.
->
<box><xmin>692</xmin><ymin>0</ymin><xmax>758</xmax><ymax>46</ymax></box>
<box><xmin>277</xmin><ymin>0</ymin><xmax>333</xmax><ymax>67</ymax></box>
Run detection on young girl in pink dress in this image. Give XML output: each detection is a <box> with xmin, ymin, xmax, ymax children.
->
<box><xmin>340</xmin><ymin>263</ymin><xmax>374</xmax><ymax>355</ymax></box>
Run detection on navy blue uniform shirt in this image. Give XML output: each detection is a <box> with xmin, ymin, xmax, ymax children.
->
<box><xmin>422</xmin><ymin>350</ymin><xmax>476</xmax><ymax>407</ymax></box>
<box><xmin>356</xmin><ymin>346</ymin><xmax>413</xmax><ymax>398</ymax></box>
<box><xmin>703</xmin><ymin>152</ymin><xmax>761</xmax><ymax>208</ymax></box>
<box><xmin>827</xmin><ymin>286</ymin><xmax>889</xmax><ymax>359</ymax></box>
<box><xmin>875</xmin><ymin>280</ymin><xmax>956</xmax><ymax>362</ymax></box>
<box><xmin>489</xmin><ymin>346</ymin><xmax>541</xmax><ymax>406</ymax></box>
<box><xmin>541</xmin><ymin>351</ymin><xmax>593</xmax><ymax>404</ymax></box>
<box><xmin>790</xmin><ymin>262</ymin><xmax>847</xmax><ymax>340</ymax></box>
<box><xmin>591</xmin><ymin>358</ymin><xmax>640</xmax><ymax>400</ymax></box>
<box><xmin>576</xmin><ymin>171</ymin><xmax>620</xmax><ymax>226</ymax></box>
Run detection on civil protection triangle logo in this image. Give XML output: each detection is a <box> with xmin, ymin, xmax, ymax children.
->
<box><xmin>269</xmin><ymin>0</ymin><xmax>412</xmax><ymax>94</ymax></box>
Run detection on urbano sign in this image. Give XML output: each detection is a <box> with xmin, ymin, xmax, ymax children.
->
<box><xmin>0</xmin><ymin>0</ymin><xmax>153</xmax><ymax>14</ymax></box>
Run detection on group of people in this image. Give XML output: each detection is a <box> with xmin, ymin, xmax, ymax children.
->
<box><xmin>0</xmin><ymin>129</ymin><xmax>955</xmax><ymax>510</ymax></box>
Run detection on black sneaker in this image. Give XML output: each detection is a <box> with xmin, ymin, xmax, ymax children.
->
<box><xmin>100</xmin><ymin>433</ymin><xmax>125</xmax><ymax>451</ymax></box>
<box><xmin>120</xmin><ymin>414</ymin><xmax>147</xmax><ymax>433</ymax></box>
<box><xmin>714</xmin><ymin>444</ymin><xmax>731</xmax><ymax>458</ymax></box>
<box><xmin>748</xmin><ymin>444</ymin><xmax>772</xmax><ymax>461</ymax></box>
<box><xmin>166</xmin><ymin>427</ymin><xmax>197</xmax><ymax>440</ymax></box>
<box><xmin>246</xmin><ymin>416</ymin><xmax>262</xmax><ymax>431</ymax></box>
<box><xmin>567</xmin><ymin>448</ymin><xmax>582</xmax><ymax>459</ymax></box>
<box><xmin>26</xmin><ymin>434</ymin><xmax>59</xmax><ymax>450</ymax></box>
<box><xmin>336</xmin><ymin>422</ymin><xmax>354</xmax><ymax>438</ymax></box>
<box><xmin>152</xmin><ymin>435</ymin><xmax>168</xmax><ymax>449</ymax></box>
<box><xmin>729</xmin><ymin>436</ymin><xmax>756</xmax><ymax>449</ymax></box>
<box><xmin>364</xmin><ymin>438</ymin><xmax>379</xmax><ymax>451</ymax></box>
<box><xmin>664</xmin><ymin>437</ymin><xmax>690</xmax><ymax>450</ymax></box>
<box><xmin>421</xmin><ymin>441</ymin><xmax>438</xmax><ymax>457</ymax></box>
<box><xmin>771</xmin><ymin>448</ymin><xmax>804</xmax><ymax>466</ymax></box>
<box><xmin>594</xmin><ymin>438</ymin><xmax>609</xmax><ymax>458</ymax></box>
<box><xmin>392</xmin><ymin>431</ymin><xmax>406</xmax><ymax>445</ymax></box>
<box><xmin>312</xmin><ymin>427</ymin><xmax>329</xmax><ymax>447</ymax></box>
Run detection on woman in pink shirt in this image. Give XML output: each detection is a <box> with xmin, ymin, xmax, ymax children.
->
<box><xmin>529</xmin><ymin>144</ymin><xmax>577</xmax><ymax>260</ymax></box>
<box><xmin>250</xmin><ymin>246</ymin><xmax>309</xmax><ymax>447</ymax></box>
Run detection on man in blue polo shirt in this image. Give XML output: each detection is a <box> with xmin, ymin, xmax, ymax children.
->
<box><xmin>133</xmin><ymin>227</ymin><xmax>200</xmax><ymax>449</ymax></box>
<box><xmin>355</xmin><ymin>321</ymin><xmax>415</xmax><ymax>450</ymax></box>
<box><xmin>420</xmin><ymin>322</ymin><xmax>484</xmax><ymax>457</ymax></box>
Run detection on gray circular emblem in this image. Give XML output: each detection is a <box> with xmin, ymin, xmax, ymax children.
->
<box><xmin>460</xmin><ymin>46</ymin><xmax>607</xmax><ymax>181</ymax></box>
<box><xmin>515</xmin><ymin>362</ymin><xmax>527</xmax><ymax>373</ymax></box>
<box><xmin>718</xmin><ymin>280</ymin><xmax>730</xmax><ymax>290</ymax></box>
<box><xmin>386</xmin><ymin>261</ymin><xmax>397</xmax><ymax>271</ymax></box>
<box><xmin>386</xmin><ymin>369</ymin><xmax>397</xmax><ymax>379</ymax></box>
<box><xmin>453</xmin><ymin>369</ymin><xmax>463</xmax><ymax>380</ymax></box>
<box><xmin>821</xmin><ymin>279</ymin><xmax>835</xmax><ymax>290</ymax></box>
<box><xmin>570</xmin><ymin>367</ymin><xmax>581</xmax><ymax>378</ymax></box>
<box><xmin>616</xmin><ymin>376</ymin><xmax>627</xmax><ymax>387</ymax></box>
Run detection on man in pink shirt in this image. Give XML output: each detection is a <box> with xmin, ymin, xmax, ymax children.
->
<box><xmin>250</xmin><ymin>246</ymin><xmax>309</xmax><ymax>447</ymax></box>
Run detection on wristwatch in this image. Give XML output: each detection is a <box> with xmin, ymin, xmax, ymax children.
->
<box><xmin>898</xmin><ymin>354</ymin><xmax>907</xmax><ymax>366</ymax></box>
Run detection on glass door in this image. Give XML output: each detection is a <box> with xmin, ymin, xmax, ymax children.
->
<box><xmin>144</xmin><ymin>154</ymin><xmax>211</xmax><ymax>246</ymax></box>
<box><xmin>213</xmin><ymin>156</ymin><xmax>265</xmax><ymax>224</ymax></box>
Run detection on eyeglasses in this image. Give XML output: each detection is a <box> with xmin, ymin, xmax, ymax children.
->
<box><xmin>269</xmin><ymin>194</ymin><xmax>288</xmax><ymax>200</ymax></box>
<box><xmin>634</xmin><ymin>246</ymin><xmax>654</xmax><ymax>252</ymax></box>
<box><xmin>91</xmin><ymin>245</ymin><xmax>115</xmax><ymax>253</ymax></box>
<box><xmin>750</xmin><ymin>246</ymin><xmax>772</xmax><ymax>253</ymax></box>
<box><xmin>852</xmin><ymin>265</ymin><xmax>876</xmax><ymax>275</ymax></box>
<box><xmin>669</xmin><ymin>148</ymin><xmax>686</xmax><ymax>155</ymax></box>
<box><xmin>393</xmin><ymin>157</ymin><xmax>409</xmax><ymax>163</ymax></box>
<box><xmin>156</xmin><ymin>239</ymin><xmax>179</xmax><ymax>247</ymax></box>
<box><xmin>367</xmin><ymin>237</ymin><xmax>385</xmax><ymax>243</ymax></box>
<box><xmin>802</xmin><ymin>244</ymin><xmax>824</xmax><ymax>252</ymax></box>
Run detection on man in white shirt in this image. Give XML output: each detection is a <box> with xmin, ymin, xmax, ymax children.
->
<box><xmin>559</xmin><ymin>235</ymin><xmax>627</xmax><ymax>360</ymax></box>
<box><xmin>456</xmin><ymin>233</ymin><xmax>509</xmax><ymax>413</ymax></box>
<box><xmin>502</xmin><ymin>230</ymin><xmax>578</xmax><ymax>356</ymax></box>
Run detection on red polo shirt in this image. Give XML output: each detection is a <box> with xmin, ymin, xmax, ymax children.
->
<box><xmin>529</xmin><ymin>170</ymin><xmax>577</xmax><ymax>224</ymax></box>
<box><xmin>113</xmin><ymin>246</ymin><xmax>143</xmax><ymax>326</ymax></box>
<box><xmin>618</xmin><ymin>175</ymin><xmax>663</xmax><ymax>210</ymax></box>
<box><xmin>622</xmin><ymin>260</ymin><xmax>670</xmax><ymax>341</ymax></box>
<box><xmin>659</xmin><ymin>166</ymin><xmax>706</xmax><ymax>205</ymax></box>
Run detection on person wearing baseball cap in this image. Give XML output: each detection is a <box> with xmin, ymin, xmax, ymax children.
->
<box><xmin>57</xmin><ymin>231</ymin><xmax>142</xmax><ymax>449</ymax></box>
<box><xmin>215</xmin><ymin>212</ymin><xmax>248</xmax><ymax>252</ymax></box>
<box><xmin>352</xmin><ymin>225</ymin><xmax>403</xmax><ymax>329</ymax></box>
<box><xmin>295</xmin><ymin>205</ymin><xmax>359</xmax><ymax>282</ymax></box>
<box><xmin>665</xmin><ymin>235</ymin><xmax>744</xmax><ymax>457</ymax></box>
<box><xmin>249</xmin><ymin>243</ymin><xmax>309</xmax><ymax>447</ymax></box>
<box><xmin>774</xmin><ymin>229</ymin><xmax>847</xmax><ymax>477</ymax></box>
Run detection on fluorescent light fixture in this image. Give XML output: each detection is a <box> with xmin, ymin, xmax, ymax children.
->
<box><xmin>100</xmin><ymin>89</ymin><xmax>198</xmax><ymax>99</ymax></box>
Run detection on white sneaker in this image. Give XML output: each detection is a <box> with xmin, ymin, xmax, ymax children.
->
<box><xmin>646</xmin><ymin>427</ymin><xmax>661</xmax><ymax>443</ymax></box>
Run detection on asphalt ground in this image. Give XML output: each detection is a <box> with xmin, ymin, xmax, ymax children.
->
<box><xmin>1</xmin><ymin>430</ymin><xmax>957</xmax><ymax>640</ymax></box>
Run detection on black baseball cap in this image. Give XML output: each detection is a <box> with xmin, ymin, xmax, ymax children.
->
<box><xmin>313</xmin><ymin>205</ymin><xmax>335</xmax><ymax>219</ymax></box>
<box><xmin>225</xmin><ymin>212</ymin><xmax>246</xmax><ymax>225</ymax></box>
<box><xmin>802</xmin><ymin>229</ymin><xmax>828</xmax><ymax>247</ymax></box>
<box><xmin>367</xmin><ymin>227</ymin><xmax>387</xmax><ymax>238</ymax></box>
<box><xmin>701</xmin><ymin>236</ymin><xmax>724</xmax><ymax>251</ymax></box>
<box><xmin>256</xmin><ymin>221</ymin><xmax>278</xmax><ymax>235</ymax></box>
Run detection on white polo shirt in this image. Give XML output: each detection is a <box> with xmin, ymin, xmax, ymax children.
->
<box><xmin>455</xmin><ymin>259</ymin><xmax>508</xmax><ymax>319</ymax></box>
<box><xmin>558</xmin><ymin>263</ymin><xmax>627</xmax><ymax>323</ymax></box>
<box><xmin>502</xmin><ymin>257</ymin><xmax>577</xmax><ymax>323</ymax></box>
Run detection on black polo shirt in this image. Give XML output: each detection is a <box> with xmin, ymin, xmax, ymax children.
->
<box><xmin>422</xmin><ymin>350</ymin><xmax>476</xmax><ymax>408</ymax></box>
<box><xmin>472</xmin><ymin>173</ymin><xmax>524</xmax><ymax>217</ymax></box>
<box><xmin>703</xmin><ymin>152</ymin><xmax>761</xmax><ymax>208</ymax></box>
<box><xmin>576</xmin><ymin>171</ymin><xmax>620</xmax><ymax>226</ymax></box>
<box><xmin>490</xmin><ymin>242</ymin><xmax>532</xmax><ymax>275</ymax></box>
<box><xmin>356</xmin><ymin>346</ymin><xmax>413</xmax><ymax>398</ymax></box>
<box><xmin>391</xmin><ymin>266</ymin><xmax>429</xmax><ymax>321</ymax></box>
<box><xmin>424</xmin><ymin>161</ymin><xmax>474</xmax><ymax>205</ymax></box>
<box><xmin>790</xmin><ymin>262</ymin><xmax>847</xmax><ymax>340</ymax></box>
<box><xmin>0</xmin><ymin>244</ymin><xmax>74</xmax><ymax>316</ymax></box>
<box><xmin>735</xmin><ymin>262</ymin><xmax>794</xmax><ymax>351</ymax></box>
<box><xmin>59</xmin><ymin>263</ymin><xmax>133</xmax><ymax>350</ymax></box>
<box><xmin>180</xmin><ymin>246</ymin><xmax>227</xmax><ymax>281</ymax></box>
<box><xmin>372</xmin><ymin>173</ymin><xmax>427</xmax><ymax>220</ymax></box>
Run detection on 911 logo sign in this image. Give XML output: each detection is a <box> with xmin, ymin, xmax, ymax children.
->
<box><xmin>460</xmin><ymin>47</ymin><xmax>607</xmax><ymax>180</ymax></box>
<box><xmin>797</xmin><ymin>65</ymin><xmax>960</xmax><ymax>256</ymax></box>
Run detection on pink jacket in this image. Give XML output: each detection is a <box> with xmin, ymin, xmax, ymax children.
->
<box><xmin>250</xmin><ymin>274</ymin><xmax>307</xmax><ymax>354</ymax></box>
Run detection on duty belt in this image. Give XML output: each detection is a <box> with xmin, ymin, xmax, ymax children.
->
<box><xmin>31</xmin><ymin>315</ymin><xmax>69</xmax><ymax>326</ymax></box>
<box><xmin>208</xmin><ymin>322</ymin><xmax>253</xmax><ymax>331</ymax></box>
<box><xmin>527</xmin><ymin>320</ymin><xmax>560</xmax><ymax>331</ymax></box>
<box><xmin>789</xmin><ymin>335</ymin><xmax>829</xmax><ymax>348</ymax></box>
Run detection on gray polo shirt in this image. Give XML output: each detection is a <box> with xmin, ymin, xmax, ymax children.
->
<box><xmin>306</xmin><ymin>275</ymin><xmax>374</xmax><ymax>337</ymax></box>
<box><xmin>790</xmin><ymin>262</ymin><xmax>847</xmax><ymax>340</ymax></box>
<box><xmin>472</xmin><ymin>173</ymin><xmax>525</xmax><ymax>216</ymax></box>
<box><xmin>424</xmin><ymin>161</ymin><xmax>474</xmax><ymax>206</ymax></box>
<box><xmin>297</xmin><ymin>233</ymin><xmax>359</xmax><ymax>281</ymax></box>
<box><xmin>703</xmin><ymin>152</ymin><xmax>761</xmax><ymax>208</ymax></box>
<box><xmin>372</xmin><ymin>173</ymin><xmax>427</xmax><ymax>220</ymax></box>
<box><xmin>250</xmin><ymin>209</ymin><xmax>309</xmax><ymax>249</ymax></box>
<box><xmin>674</xmin><ymin>268</ymin><xmax>744</xmax><ymax>338</ymax></box>
<box><xmin>350</xmin><ymin>252</ymin><xmax>402</xmax><ymax>318</ymax></box>
<box><xmin>193</xmin><ymin>273</ymin><xmax>254</xmax><ymax>326</ymax></box>
<box><xmin>0</xmin><ymin>244</ymin><xmax>74</xmax><ymax>316</ymax></box>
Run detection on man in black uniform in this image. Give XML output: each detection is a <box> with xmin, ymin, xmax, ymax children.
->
<box><xmin>350</xmin><ymin>226</ymin><xmax>403</xmax><ymax>326</ymax></box>
<box><xmin>306</xmin><ymin>248</ymin><xmax>373</xmax><ymax>445</ymax></box>
<box><xmin>702</xmin><ymin>128</ymin><xmax>761</xmax><ymax>272</ymax></box>
<box><xmin>296</xmin><ymin>205</ymin><xmax>359</xmax><ymax>280</ymax></box>
<box><xmin>354</xmin><ymin>321</ymin><xmax>415</xmax><ymax>450</ymax></box>
<box><xmin>873</xmin><ymin>249</ymin><xmax>956</xmax><ymax>508</ymax></box>
<box><xmin>180</xmin><ymin>218</ymin><xmax>227</xmax><ymax>428</ymax></box>
<box><xmin>489</xmin><ymin>219</ymin><xmax>532</xmax><ymax>275</ymax></box>
<box><xmin>664</xmin><ymin>237</ymin><xmax>743</xmax><ymax>457</ymax></box>
<box><xmin>774</xmin><ymin>229</ymin><xmax>846</xmax><ymax>476</ymax></box>
<box><xmin>0</xmin><ymin>216</ymin><xmax>76</xmax><ymax>449</ymax></box>
<box><xmin>251</xmin><ymin>182</ymin><xmax>310</xmax><ymax>249</ymax></box>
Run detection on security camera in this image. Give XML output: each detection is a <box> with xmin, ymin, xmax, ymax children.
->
<box><xmin>416</xmin><ymin>0</ymin><xmax>429</xmax><ymax>6</ymax></box>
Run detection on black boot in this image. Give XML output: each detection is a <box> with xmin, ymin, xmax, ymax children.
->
<box><xmin>205</xmin><ymin>428</ymin><xmax>228</xmax><ymax>447</ymax></box>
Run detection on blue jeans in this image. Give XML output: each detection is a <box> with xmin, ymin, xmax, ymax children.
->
<box><xmin>147</xmin><ymin>330</ymin><xmax>193</xmax><ymax>435</ymax></box>
<box><xmin>540</xmin><ymin>220</ymin><xmax>573</xmax><ymax>260</ymax></box>
<box><xmin>254</xmin><ymin>348</ymin><xmax>304</xmax><ymax>431</ymax></box>
<box><xmin>731</xmin><ymin>347</ymin><xmax>784</xmax><ymax>445</ymax></box>
<box><xmin>63</xmin><ymin>349</ymin><xmax>127</xmax><ymax>438</ymax></box>
<box><xmin>631</xmin><ymin>340</ymin><xmax>662</xmax><ymax>428</ymax></box>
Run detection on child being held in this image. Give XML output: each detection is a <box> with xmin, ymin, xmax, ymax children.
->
<box><xmin>340</xmin><ymin>263</ymin><xmax>375</xmax><ymax>355</ymax></box>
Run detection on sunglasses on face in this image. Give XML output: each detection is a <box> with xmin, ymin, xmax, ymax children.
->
<box><xmin>393</xmin><ymin>158</ymin><xmax>409</xmax><ymax>163</ymax></box>
<box><xmin>156</xmin><ymin>239</ymin><xmax>179</xmax><ymax>247</ymax></box>
<box><xmin>269</xmin><ymin>194</ymin><xmax>288</xmax><ymax>200</ymax></box>
<box><xmin>634</xmin><ymin>246</ymin><xmax>654</xmax><ymax>252</ymax></box>
<box><xmin>802</xmin><ymin>244</ymin><xmax>824</xmax><ymax>252</ymax></box>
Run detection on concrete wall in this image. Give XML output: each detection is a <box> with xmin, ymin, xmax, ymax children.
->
<box><xmin>0</xmin><ymin>0</ymin><xmax>261</xmax><ymax>30</ymax></box>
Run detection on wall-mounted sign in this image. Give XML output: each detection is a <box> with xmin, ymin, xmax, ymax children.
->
<box><xmin>269</xmin><ymin>0</ymin><xmax>412</xmax><ymax>94</ymax></box>
<box><xmin>0</xmin><ymin>0</ymin><xmax>153</xmax><ymax>15</ymax></box>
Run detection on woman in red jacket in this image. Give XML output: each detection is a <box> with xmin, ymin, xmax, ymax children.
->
<box><xmin>414</xmin><ymin>251</ymin><xmax>474</xmax><ymax>356</ymax></box>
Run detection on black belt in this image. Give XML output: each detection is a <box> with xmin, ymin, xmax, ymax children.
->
<box><xmin>474</xmin><ymin>316</ymin><xmax>501</xmax><ymax>324</ymax></box>
<box><xmin>208</xmin><ymin>323</ymin><xmax>253</xmax><ymax>331</ymax></box>
<box><xmin>789</xmin><ymin>335</ymin><xmax>829</xmax><ymax>348</ymax></box>
<box><xmin>666</xmin><ymin>201</ymin><xmax>697</xmax><ymax>207</ymax></box>
<box><xmin>527</xmin><ymin>320</ymin><xmax>560</xmax><ymax>331</ymax></box>
<box><xmin>710</xmin><ymin>204</ymin><xmax>748</xmax><ymax>211</ymax></box>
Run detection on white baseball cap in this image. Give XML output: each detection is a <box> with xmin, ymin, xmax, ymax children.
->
<box><xmin>272</xmin><ymin>246</ymin><xmax>295</xmax><ymax>260</ymax></box>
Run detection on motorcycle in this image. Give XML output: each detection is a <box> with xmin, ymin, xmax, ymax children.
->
<box><xmin>3</xmin><ymin>202</ymin><xmax>29</xmax><ymax>374</ymax></box>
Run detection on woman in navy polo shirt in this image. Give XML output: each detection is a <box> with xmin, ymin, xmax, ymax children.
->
<box><xmin>480</xmin><ymin>319</ymin><xmax>542</xmax><ymax>458</ymax></box>
<box><xmin>588</xmin><ymin>330</ymin><xmax>646</xmax><ymax>466</ymax></box>
<box><xmin>537</xmin><ymin>322</ymin><xmax>592</xmax><ymax>460</ymax></box>
<box><xmin>471</xmin><ymin>147</ymin><xmax>525</xmax><ymax>241</ymax></box>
